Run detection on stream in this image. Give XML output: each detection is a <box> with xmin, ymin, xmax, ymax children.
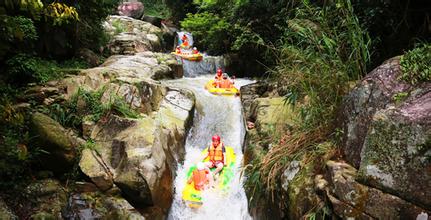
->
<box><xmin>164</xmin><ymin>59</ymin><xmax>253</xmax><ymax>219</ymax></box>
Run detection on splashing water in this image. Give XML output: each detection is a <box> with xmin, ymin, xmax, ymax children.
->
<box><xmin>164</xmin><ymin>76</ymin><xmax>254</xmax><ymax>220</ymax></box>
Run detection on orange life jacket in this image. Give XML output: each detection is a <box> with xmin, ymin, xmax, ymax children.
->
<box><xmin>192</xmin><ymin>169</ymin><xmax>209</xmax><ymax>190</ymax></box>
<box><xmin>208</xmin><ymin>142</ymin><xmax>224</xmax><ymax>162</ymax></box>
<box><xmin>215</xmin><ymin>74</ymin><xmax>223</xmax><ymax>80</ymax></box>
<box><xmin>219</xmin><ymin>79</ymin><xmax>232</xmax><ymax>88</ymax></box>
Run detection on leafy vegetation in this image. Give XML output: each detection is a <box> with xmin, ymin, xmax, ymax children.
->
<box><xmin>43</xmin><ymin>87</ymin><xmax>141</xmax><ymax>130</ymax></box>
<box><xmin>243</xmin><ymin>0</ymin><xmax>370</xmax><ymax>210</ymax></box>
<box><xmin>181</xmin><ymin>12</ymin><xmax>231</xmax><ymax>54</ymax></box>
<box><xmin>400</xmin><ymin>43</ymin><xmax>431</xmax><ymax>84</ymax></box>
<box><xmin>139</xmin><ymin>0</ymin><xmax>171</xmax><ymax>19</ymax></box>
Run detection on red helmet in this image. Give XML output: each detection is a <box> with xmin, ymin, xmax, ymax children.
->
<box><xmin>217</xmin><ymin>68</ymin><xmax>222</xmax><ymax>73</ymax></box>
<box><xmin>212</xmin><ymin>135</ymin><xmax>220</xmax><ymax>142</ymax></box>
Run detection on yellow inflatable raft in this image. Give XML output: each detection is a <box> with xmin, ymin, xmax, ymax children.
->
<box><xmin>171</xmin><ymin>52</ymin><xmax>203</xmax><ymax>61</ymax></box>
<box><xmin>204</xmin><ymin>79</ymin><xmax>240</xmax><ymax>96</ymax></box>
<box><xmin>181</xmin><ymin>146</ymin><xmax>236</xmax><ymax>208</ymax></box>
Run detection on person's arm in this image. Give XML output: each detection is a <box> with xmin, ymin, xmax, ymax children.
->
<box><xmin>202</xmin><ymin>148</ymin><xmax>209</xmax><ymax>161</ymax></box>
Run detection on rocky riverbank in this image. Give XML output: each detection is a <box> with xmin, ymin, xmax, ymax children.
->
<box><xmin>241</xmin><ymin>57</ymin><xmax>431</xmax><ymax>219</ymax></box>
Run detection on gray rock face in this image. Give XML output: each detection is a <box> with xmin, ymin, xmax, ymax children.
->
<box><xmin>340</xmin><ymin>56</ymin><xmax>431</xmax><ymax>209</ymax></box>
<box><xmin>322</xmin><ymin>161</ymin><xmax>430</xmax><ymax>219</ymax></box>
<box><xmin>55</xmin><ymin>51</ymin><xmax>194</xmax><ymax>215</ymax></box>
<box><xmin>340</xmin><ymin>57</ymin><xmax>411</xmax><ymax>168</ymax></box>
<box><xmin>104</xmin><ymin>16</ymin><xmax>162</xmax><ymax>54</ymax></box>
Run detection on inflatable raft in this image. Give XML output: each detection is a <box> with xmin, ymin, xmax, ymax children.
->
<box><xmin>204</xmin><ymin>79</ymin><xmax>240</xmax><ymax>96</ymax></box>
<box><xmin>181</xmin><ymin>146</ymin><xmax>236</xmax><ymax>208</ymax></box>
<box><xmin>171</xmin><ymin>52</ymin><xmax>203</xmax><ymax>61</ymax></box>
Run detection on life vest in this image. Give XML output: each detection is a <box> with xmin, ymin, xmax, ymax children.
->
<box><xmin>215</xmin><ymin>74</ymin><xmax>223</xmax><ymax>80</ymax></box>
<box><xmin>175</xmin><ymin>48</ymin><xmax>181</xmax><ymax>54</ymax></box>
<box><xmin>208</xmin><ymin>142</ymin><xmax>224</xmax><ymax>162</ymax></box>
<box><xmin>192</xmin><ymin>169</ymin><xmax>209</xmax><ymax>190</ymax></box>
<box><xmin>219</xmin><ymin>79</ymin><xmax>232</xmax><ymax>88</ymax></box>
<box><xmin>192</xmin><ymin>50</ymin><xmax>199</xmax><ymax>54</ymax></box>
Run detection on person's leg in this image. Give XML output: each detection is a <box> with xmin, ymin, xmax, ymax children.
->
<box><xmin>204</xmin><ymin>161</ymin><xmax>213</xmax><ymax>168</ymax></box>
<box><xmin>213</xmin><ymin>162</ymin><xmax>224</xmax><ymax>175</ymax></box>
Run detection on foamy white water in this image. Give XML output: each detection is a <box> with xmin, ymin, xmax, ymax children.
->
<box><xmin>163</xmin><ymin>75</ymin><xmax>254</xmax><ymax>220</ymax></box>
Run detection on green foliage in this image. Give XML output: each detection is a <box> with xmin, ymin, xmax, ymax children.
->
<box><xmin>181</xmin><ymin>12</ymin><xmax>231</xmax><ymax>54</ymax></box>
<box><xmin>277</xmin><ymin>0</ymin><xmax>370</xmax><ymax>129</ymax></box>
<box><xmin>6</xmin><ymin>53</ymin><xmax>61</xmax><ymax>83</ymax></box>
<box><xmin>0</xmin><ymin>96</ymin><xmax>45</xmax><ymax>190</ymax></box>
<box><xmin>400</xmin><ymin>43</ymin><xmax>431</xmax><ymax>84</ymax></box>
<box><xmin>139</xmin><ymin>0</ymin><xmax>171</xmax><ymax>18</ymax></box>
<box><xmin>0</xmin><ymin>15</ymin><xmax>38</xmax><ymax>59</ymax></box>
<box><xmin>111</xmin><ymin>19</ymin><xmax>125</xmax><ymax>34</ymax></box>
<box><xmin>44</xmin><ymin>87</ymin><xmax>140</xmax><ymax>130</ymax></box>
<box><xmin>75</xmin><ymin>0</ymin><xmax>120</xmax><ymax>51</ymax></box>
<box><xmin>392</xmin><ymin>92</ymin><xmax>409</xmax><ymax>104</ymax></box>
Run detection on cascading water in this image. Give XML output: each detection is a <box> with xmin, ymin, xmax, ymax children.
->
<box><xmin>164</xmin><ymin>63</ymin><xmax>253</xmax><ymax>219</ymax></box>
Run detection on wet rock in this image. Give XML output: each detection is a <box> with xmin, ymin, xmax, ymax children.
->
<box><xmin>117</xmin><ymin>2</ymin><xmax>144</xmax><ymax>19</ymax></box>
<box><xmin>24</xmin><ymin>179</ymin><xmax>67</xmax><ymax>219</ymax></box>
<box><xmin>63</xmin><ymin>192</ymin><xmax>144</xmax><ymax>219</ymax></box>
<box><xmin>30</xmin><ymin>112</ymin><xmax>84</xmax><ymax>173</ymax></box>
<box><xmin>104</xmin><ymin>16</ymin><xmax>162</xmax><ymax>54</ymax></box>
<box><xmin>323</xmin><ymin>160</ymin><xmax>430</xmax><ymax>219</ymax></box>
<box><xmin>0</xmin><ymin>198</ymin><xmax>17</xmax><ymax>220</ymax></box>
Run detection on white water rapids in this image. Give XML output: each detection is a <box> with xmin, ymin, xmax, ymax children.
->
<box><xmin>164</xmin><ymin>63</ymin><xmax>253</xmax><ymax>219</ymax></box>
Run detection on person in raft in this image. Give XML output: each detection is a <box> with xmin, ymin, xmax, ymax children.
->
<box><xmin>175</xmin><ymin>46</ymin><xmax>181</xmax><ymax>54</ymax></box>
<box><xmin>218</xmin><ymin>74</ymin><xmax>234</xmax><ymax>89</ymax></box>
<box><xmin>192</xmin><ymin>47</ymin><xmax>199</xmax><ymax>54</ymax></box>
<box><xmin>212</xmin><ymin>68</ymin><xmax>224</xmax><ymax>88</ymax></box>
<box><xmin>181</xmin><ymin>34</ymin><xmax>189</xmax><ymax>47</ymax></box>
<box><xmin>203</xmin><ymin>135</ymin><xmax>226</xmax><ymax>176</ymax></box>
<box><xmin>187</xmin><ymin>162</ymin><xmax>213</xmax><ymax>191</ymax></box>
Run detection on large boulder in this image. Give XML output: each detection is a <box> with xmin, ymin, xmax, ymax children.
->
<box><xmin>104</xmin><ymin>16</ymin><xmax>163</xmax><ymax>54</ymax></box>
<box><xmin>117</xmin><ymin>2</ymin><xmax>144</xmax><ymax>19</ymax></box>
<box><xmin>340</xmin><ymin>56</ymin><xmax>431</xmax><ymax>209</ymax></box>
<box><xmin>321</xmin><ymin>161</ymin><xmax>430</xmax><ymax>219</ymax></box>
<box><xmin>79</xmin><ymin>88</ymin><xmax>194</xmax><ymax>215</ymax></box>
<box><xmin>340</xmin><ymin>57</ymin><xmax>411</xmax><ymax>167</ymax></box>
<box><xmin>30</xmin><ymin>112</ymin><xmax>84</xmax><ymax>173</ymax></box>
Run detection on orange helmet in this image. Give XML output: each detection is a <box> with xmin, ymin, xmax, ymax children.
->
<box><xmin>212</xmin><ymin>135</ymin><xmax>220</xmax><ymax>142</ymax></box>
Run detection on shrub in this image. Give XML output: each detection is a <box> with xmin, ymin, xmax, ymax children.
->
<box><xmin>181</xmin><ymin>12</ymin><xmax>231</xmax><ymax>55</ymax></box>
<box><xmin>400</xmin><ymin>43</ymin><xmax>431</xmax><ymax>84</ymax></box>
<box><xmin>5</xmin><ymin>54</ymin><xmax>61</xmax><ymax>83</ymax></box>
